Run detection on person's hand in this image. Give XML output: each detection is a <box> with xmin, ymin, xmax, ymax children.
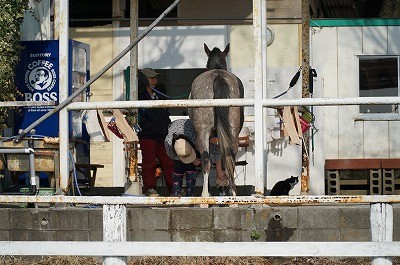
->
<box><xmin>193</xmin><ymin>158</ymin><xmax>201</xmax><ymax>166</ymax></box>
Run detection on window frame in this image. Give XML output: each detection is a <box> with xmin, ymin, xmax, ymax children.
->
<box><xmin>357</xmin><ymin>54</ymin><xmax>400</xmax><ymax>120</ymax></box>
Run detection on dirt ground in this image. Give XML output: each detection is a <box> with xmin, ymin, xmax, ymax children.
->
<box><xmin>1</xmin><ymin>256</ymin><xmax>399</xmax><ymax>265</ymax></box>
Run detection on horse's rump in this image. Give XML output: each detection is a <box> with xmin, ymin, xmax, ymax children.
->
<box><xmin>189</xmin><ymin>69</ymin><xmax>243</xmax><ymax>193</ymax></box>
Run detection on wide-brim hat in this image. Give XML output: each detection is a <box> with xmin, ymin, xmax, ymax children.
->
<box><xmin>174</xmin><ymin>138</ymin><xmax>196</xmax><ymax>164</ymax></box>
<box><xmin>141</xmin><ymin>68</ymin><xmax>161</xmax><ymax>78</ymax></box>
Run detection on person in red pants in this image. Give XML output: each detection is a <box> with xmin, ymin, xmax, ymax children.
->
<box><xmin>137</xmin><ymin>68</ymin><xmax>173</xmax><ymax>196</ymax></box>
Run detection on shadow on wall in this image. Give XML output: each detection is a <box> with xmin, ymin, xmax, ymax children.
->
<box><xmin>265</xmin><ymin>214</ymin><xmax>295</xmax><ymax>241</ymax></box>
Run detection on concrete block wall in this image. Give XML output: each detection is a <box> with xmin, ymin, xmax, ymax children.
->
<box><xmin>0</xmin><ymin>204</ymin><xmax>399</xmax><ymax>242</ymax></box>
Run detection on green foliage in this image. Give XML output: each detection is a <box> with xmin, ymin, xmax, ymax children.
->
<box><xmin>0</xmin><ymin>0</ymin><xmax>29</xmax><ymax>131</ymax></box>
<box><xmin>250</xmin><ymin>230</ymin><xmax>261</xmax><ymax>241</ymax></box>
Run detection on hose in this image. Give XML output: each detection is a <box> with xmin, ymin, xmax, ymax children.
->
<box><xmin>68</xmin><ymin>150</ymin><xmax>82</xmax><ymax>196</ymax></box>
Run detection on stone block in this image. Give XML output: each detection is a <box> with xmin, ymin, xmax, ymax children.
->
<box><xmin>394</xmin><ymin>228</ymin><xmax>400</xmax><ymax>241</ymax></box>
<box><xmin>171</xmin><ymin>208</ymin><xmax>213</xmax><ymax>230</ymax></box>
<box><xmin>128</xmin><ymin>208</ymin><xmax>171</xmax><ymax>230</ymax></box>
<box><xmin>340</xmin><ymin>206</ymin><xmax>370</xmax><ymax>229</ymax></box>
<box><xmin>214</xmin><ymin>229</ymin><xmax>243</xmax><ymax>242</ymax></box>
<box><xmin>65</xmin><ymin>209</ymin><xmax>90</xmax><ymax>230</ymax></box>
<box><xmin>9</xmin><ymin>209</ymin><xmax>35</xmax><ymax>229</ymax></box>
<box><xmin>213</xmin><ymin>207</ymin><xmax>256</xmax><ymax>230</ymax></box>
<box><xmin>393</xmin><ymin>206</ymin><xmax>400</xmax><ymax>231</ymax></box>
<box><xmin>172</xmin><ymin>230</ymin><xmax>214</xmax><ymax>242</ymax></box>
<box><xmin>298</xmin><ymin>206</ymin><xmax>340</xmax><ymax>229</ymax></box>
<box><xmin>10</xmin><ymin>230</ymin><xmax>31</xmax><ymax>241</ymax></box>
<box><xmin>340</xmin><ymin>229</ymin><xmax>370</xmax><ymax>241</ymax></box>
<box><xmin>0</xmin><ymin>209</ymin><xmax>10</xmax><ymax>230</ymax></box>
<box><xmin>0</xmin><ymin>230</ymin><xmax>10</xmax><ymax>241</ymax></box>
<box><xmin>258</xmin><ymin>207</ymin><xmax>298</xmax><ymax>229</ymax></box>
<box><xmin>89</xmin><ymin>230</ymin><xmax>103</xmax><ymax>241</ymax></box>
<box><xmin>30</xmin><ymin>230</ymin><xmax>57</xmax><ymax>241</ymax></box>
<box><xmin>264</xmin><ymin>216</ymin><xmax>297</xmax><ymax>242</ymax></box>
<box><xmin>54</xmin><ymin>230</ymin><xmax>89</xmax><ymax>241</ymax></box>
<box><xmin>88</xmin><ymin>208</ymin><xmax>103</xmax><ymax>231</ymax></box>
<box><xmin>129</xmin><ymin>230</ymin><xmax>171</xmax><ymax>241</ymax></box>
<box><xmin>298</xmin><ymin>229</ymin><xmax>340</xmax><ymax>242</ymax></box>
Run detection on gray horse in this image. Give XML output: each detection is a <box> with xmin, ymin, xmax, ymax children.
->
<box><xmin>189</xmin><ymin>43</ymin><xmax>244</xmax><ymax>197</ymax></box>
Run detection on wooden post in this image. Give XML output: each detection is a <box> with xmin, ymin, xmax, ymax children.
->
<box><xmin>371</xmin><ymin>203</ymin><xmax>393</xmax><ymax>265</ymax></box>
<box><xmin>126</xmin><ymin>0</ymin><xmax>141</xmax><ymax>194</ymax></box>
<box><xmin>301</xmin><ymin>0</ymin><xmax>310</xmax><ymax>194</ymax></box>
<box><xmin>103</xmin><ymin>204</ymin><xmax>127</xmax><ymax>265</ymax></box>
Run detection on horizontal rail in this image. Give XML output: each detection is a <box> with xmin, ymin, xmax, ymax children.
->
<box><xmin>1</xmin><ymin>195</ymin><xmax>400</xmax><ymax>205</ymax></box>
<box><xmin>1</xmin><ymin>241</ymin><xmax>399</xmax><ymax>257</ymax></box>
<box><xmin>66</xmin><ymin>97</ymin><xmax>400</xmax><ymax>110</ymax></box>
<box><xmin>0</xmin><ymin>101</ymin><xmax>55</xmax><ymax>107</ymax></box>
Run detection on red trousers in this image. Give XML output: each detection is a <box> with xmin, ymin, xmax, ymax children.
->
<box><xmin>139</xmin><ymin>138</ymin><xmax>174</xmax><ymax>193</ymax></box>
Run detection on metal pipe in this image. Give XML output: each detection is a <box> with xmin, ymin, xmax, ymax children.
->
<box><xmin>13</xmin><ymin>0</ymin><xmax>182</xmax><ymax>144</ymax></box>
<box><xmin>0</xmin><ymin>101</ymin><xmax>55</xmax><ymax>107</ymax></box>
<box><xmin>65</xmin><ymin>96</ymin><xmax>400</xmax><ymax>110</ymax></box>
<box><xmin>0</xmin><ymin>148</ymin><xmax>34</xmax><ymax>154</ymax></box>
<box><xmin>70</xmin><ymin>17</ymin><xmax>254</xmax><ymax>22</ymax></box>
<box><xmin>0</xmin><ymin>194</ymin><xmax>400</xmax><ymax>205</ymax></box>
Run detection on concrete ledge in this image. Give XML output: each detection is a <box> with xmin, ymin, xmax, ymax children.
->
<box><xmin>0</xmin><ymin>204</ymin><xmax>399</xmax><ymax>242</ymax></box>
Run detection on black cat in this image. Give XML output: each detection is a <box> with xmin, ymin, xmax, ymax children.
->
<box><xmin>270</xmin><ymin>176</ymin><xmax>299</xmax><ymax>196</ymax></box>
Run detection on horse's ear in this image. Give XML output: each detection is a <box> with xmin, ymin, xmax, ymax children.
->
<box><xmin>204</xmin><ymin>43</ymin><xmax>211</xmax><ymax>56</ymax></box>
<box><xmin>223</xmin><ymin>43</ymin><xmax>230</xmax><ymax>55</ymax></box>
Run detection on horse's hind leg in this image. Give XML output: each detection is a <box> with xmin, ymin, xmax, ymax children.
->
<box><xmin>201</xmin><ymin>151</ymin><xmax>211</xmax><ymax>197</ymax></box>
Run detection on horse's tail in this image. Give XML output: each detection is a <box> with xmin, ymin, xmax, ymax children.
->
<box><xmin>213</xmin><ymin>74</ymin><xmax>237</xmax><ymax>194</ymax></box>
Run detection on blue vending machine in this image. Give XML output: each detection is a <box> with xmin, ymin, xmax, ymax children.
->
<box><xmin>14</xmin><ymin>40</ymin><xmax>90</xmax><ymax>186</ymax></box>
<box><xmin>14</xmin><ymin>40</ymin><xmax>90</xmax><ymax>138</ymax></box>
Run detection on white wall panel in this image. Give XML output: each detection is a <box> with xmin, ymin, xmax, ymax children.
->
<box><xmin>311</xmin><ymin>27</ymin><xmax>339</xmax><ymax>159</ymax></box>
<box><xmin>388</xmin><ymin>26</ymin><xmax>400</xmax><ymax>54</ymax></box>
<box><xmin>389</xmin><ymin>121</ymin><xmax>400</xmax><ymax>157</ymax></box>
<box><xmin>137</xmin><ymin>26</ymin><xmax>228</xmax><ymax>69</ymax></box>
<box><xmin>363</xmin><ymin>121</ymin><xmax>389</xmax><ymax>158</ymax></box>
<box><xmin>337</xmin><ymin>27</ymin><xmax>363</xmax><ymax>158</ymax></box>
<box><xmin>362</xmin><ymin>26</ymin><xmax>388</xmax><ymax>54</ymax></box>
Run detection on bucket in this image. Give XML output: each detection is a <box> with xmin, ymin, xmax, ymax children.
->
<box><xmin>299</xmin><ymin>116</ymin><xmax>311</xmax><ymax>133</ymax></box>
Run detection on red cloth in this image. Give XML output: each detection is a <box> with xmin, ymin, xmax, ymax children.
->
<box><xmin>139</xmin><ymin>138</ymin><xmax>174</xmax><ymax>193</ymax></box>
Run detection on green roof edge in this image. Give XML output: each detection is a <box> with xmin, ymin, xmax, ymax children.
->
<box><xmin>310</xmin><ymin>18</ymin><xmax>400</xmax><ymax>27</ymax></box>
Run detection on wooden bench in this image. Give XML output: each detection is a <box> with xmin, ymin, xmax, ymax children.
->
<box><xmin>74</xmin><ymin>163</ymin><xmax>104</xmax><ymax>188</ymax></box>
<box><xmin>325</xmin><ymin>158</ymin><xmax>400</xmax><ymax>195</ymax></box>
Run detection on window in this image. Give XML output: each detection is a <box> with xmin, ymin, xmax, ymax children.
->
<box><xmin>359</xmin><ymin>56</ymin><xmax>399</xmax><ymax>115</ymax></box>
<box><xmin>156</xmin><ymin>68</ymin><xmax>205</xmax><ymax>116</ymax></box>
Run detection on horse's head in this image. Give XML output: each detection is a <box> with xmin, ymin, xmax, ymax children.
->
<box><xmin>204</xmin><ymin>43</ymin><xmax>230</xmax><ymax>70</ymax></box>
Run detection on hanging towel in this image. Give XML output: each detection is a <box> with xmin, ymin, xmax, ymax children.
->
<box><xmin>84</xmin><ymin>110</ymin><xmax>106</xmax><ymax>142</ymax></box>
<box><xmin>112</xmin><ymin>109</ymin><xmax>139</xmax><ymax>143</ymax></box>
<box><xmin>281</xmin><ymin>106</ymin><xmax>302</xmax><ymax>145</ymax></box>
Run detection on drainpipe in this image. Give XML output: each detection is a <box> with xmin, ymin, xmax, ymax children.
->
<box><xmin>0</xmin><ymin>148</ymin><xmax>37</xmax><ymax>195</ymax></box>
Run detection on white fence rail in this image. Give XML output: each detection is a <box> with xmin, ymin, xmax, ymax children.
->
<box><xmin>0</xmin><ymin>195</ymin><xmax>398</xmax><ymax>265</ymax></box>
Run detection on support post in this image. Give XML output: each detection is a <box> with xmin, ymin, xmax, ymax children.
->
<box><xmin>371</xmin><ymin>203</ymin><xmax>393</xmax><ymax>265</ymax></box>
<box><xmin>253</xmin><ymin>0</ymin><xmax>267</xmax><ymax>194</ymax></box>
<box><xmin>58</xmin><ymin>0</ymin><xmax>69</xmax><ymax>192</ymax></box>
<box><xmin>301</xmin><ymin>0</ymin><xmax>310</xmax><ymax>194</ymax></box>
<box><xmin>125</xmin><ymin>0</ymin><xmax>141</xmax><ymax>195</ymax></box>
<box><xmin>103</xmin><ymin>204</ymin><xmax>127</xmax><ymax>265</ymax></box>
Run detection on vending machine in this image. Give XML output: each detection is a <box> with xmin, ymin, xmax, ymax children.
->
<box><xmin>14</xmin><ymin>40</ymin><xmax>90</xmax><ymax>139</ymax></box>
<box><xmin>13</xmin><ymin>40</ymin><xmax>90</xmax><ymax>188</ymax></box>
